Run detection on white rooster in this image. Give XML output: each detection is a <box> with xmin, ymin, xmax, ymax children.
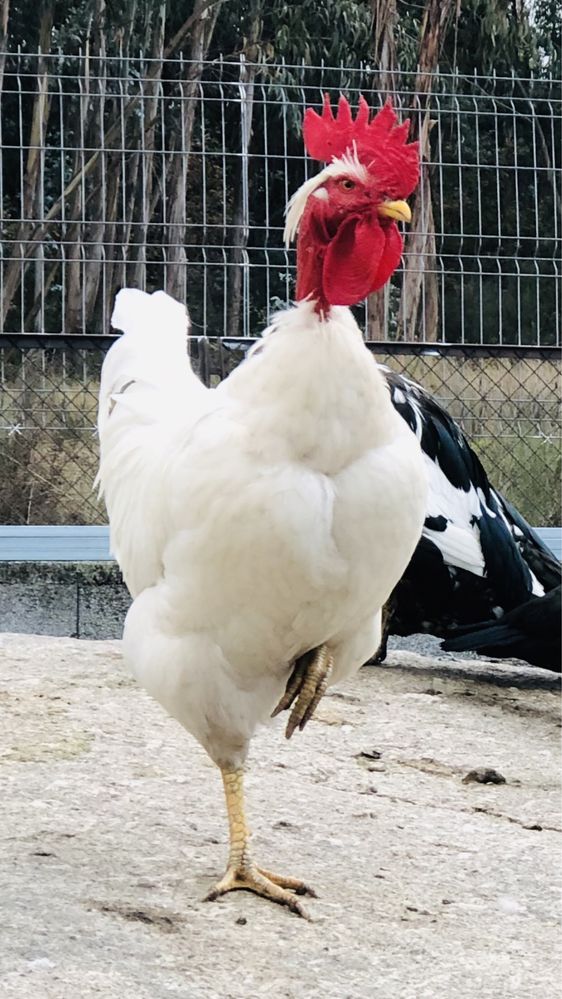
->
<box><xmin>97</xmin><ymin>95</ymin><xmax>427</xmax><ymax>917</ymax></box>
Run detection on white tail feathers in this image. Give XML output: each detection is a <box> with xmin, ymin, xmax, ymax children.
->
<box><xmin>111</xmin><ymin>288</ymin><xmax>189</xmax><ymax>342</ymax></box>
<box><xmin>97</xmin><ymin>288</ymin><xmax>210</xmax><ymax>592</ymax></box>
<box><xmin>99</xmin><ymin>288</ymin><xmax>207</xmax><ymax>434</ymax></box>
<box><xmin>108</xmin><ymin>288</ymin><xmax>191</xmax><ymax>386</ymax></box>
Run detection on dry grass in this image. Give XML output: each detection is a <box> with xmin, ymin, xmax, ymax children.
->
<box><xmin>0</xmin><ymin>371</ymin><xmax>103</xmax><ymax>524</ymax></box>
<box><xmin>0</xmin><ymin>431</ymin><xmax>104</xmax><ymax>525</ymax></box>
<box><xmin>1</xmin><ymin>353</ymin><xmax>560</xmax><ymax>526</ymax></box>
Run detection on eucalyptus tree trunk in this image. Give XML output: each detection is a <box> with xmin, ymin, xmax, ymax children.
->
<box><xmin>227</xmin><ymin>2</ymin><xmax>263</xmax><ymax>338</ymax></box>
<box><xmin>130</xmin><ymin>2</ymin><xmax>166</xmax><ymax>290</ymax></box>
<box><xmin>0</xmin><ymin>0</ymin><xmax>10</xmax><ymax>93</ymax></box>
<box><xmin>100</xmin><ymin>0</ymin><xmax>140</xmax><ymax>310</ymax></box>
<box><xmin>165</xmin><ymin>0</ymin><xmax>223</xmax><ymax>304</ymax></box>
<box><xmin>397</xmin><ymin>0</ymin><xmax>455</xmax><ymax>341</ymax></box>
<box><xmin>1</xmin><ymin>0</ymin><xmax>54</xmax><ymax>330</ymax></box>
<box><xmin>65</xmin><ymin>34</ymin><xmax>94</xmax><ymax>332</ymax></box>
<box><xmin>367</xmin><ymin>0</ymin><xmax>398</xmax><ymax>340</ymax></box>
<box><xmin>82</xmin><ymin>0</ymin><xmax>109</xmax><ymax>333</ymax></box>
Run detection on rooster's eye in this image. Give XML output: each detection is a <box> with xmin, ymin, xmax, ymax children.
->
<box><xmin>339</xmin><ymin>178</ymin><xmax>356</xmax><ymax>191</ymax></box>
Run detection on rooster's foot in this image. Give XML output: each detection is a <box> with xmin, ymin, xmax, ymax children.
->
<box><xmin>205</xmin><ymin>862</ymin><xmax>316</xmax><ymax>918</ymax></box>
<box><xmin>272</xmin><ymin>643</ymin><xmax>333</xmax><ymax>738</ymax></box>
<box><xmin>210</xmin><ymin>767</ymin><xmax>316</xmax><ymax>918</ymax></box>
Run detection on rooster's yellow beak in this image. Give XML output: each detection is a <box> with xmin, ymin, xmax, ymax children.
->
<box><xmin>377</xmin><ymin>199</ymin><xmax>412</xmax><ymax>224</ymax></box>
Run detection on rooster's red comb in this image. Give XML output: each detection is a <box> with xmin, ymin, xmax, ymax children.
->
<box><xmin>303</xmin><ymin>94</ymin><xmax>419</xmax><ymax>197</ymax></box>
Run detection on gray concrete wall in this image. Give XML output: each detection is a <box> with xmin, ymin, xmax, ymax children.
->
<box><xmin>0</xmin><ymin>562</ymin><xmax>130</xmax><ymax>639</ymax></box>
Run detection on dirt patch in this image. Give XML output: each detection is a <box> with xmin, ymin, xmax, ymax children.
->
<box><xmin>0</xmin><ymin>634</ymin><xmax>560</xmax><ymax>999</ymax></box>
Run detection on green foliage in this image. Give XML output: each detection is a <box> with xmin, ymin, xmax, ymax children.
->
<box><xmin>532</xmin><ymin>0</ymin><xmax>562</xmax><ymax>77</ymax></box>
<box><xmin>214</xmin><ymin>0</ymin><xmax>373</xmax><ymax>68</ymax></box>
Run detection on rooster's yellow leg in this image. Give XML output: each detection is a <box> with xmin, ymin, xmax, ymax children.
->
<box><xmin>205</xmin><ymin>768</ymin><xmax>316</xmax><ymax>918</ymax></box>
<box><xmin>272</xmin><ymin>644</ymin><xmax>334</xmax><ymax>738</ymax></box>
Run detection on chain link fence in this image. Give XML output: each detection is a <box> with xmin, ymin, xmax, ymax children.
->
<box><xmin>0</xmin><ymin>335</ymin><xmax>559</xmax><ymax>528</ymax></box>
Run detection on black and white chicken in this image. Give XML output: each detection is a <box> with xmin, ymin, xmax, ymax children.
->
<box><xmin>441</xmin><ymin>585</ymin><xmax>561</xmax><ymax>671</ymax></box>
<box><xmin>374</xmin><ymin>368</ymin><xmax>561</xmax><ymax>665</ymax></box>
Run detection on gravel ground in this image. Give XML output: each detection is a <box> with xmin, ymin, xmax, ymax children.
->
<box><xmin>388</xmin><ymin>633</ymin><xmax>476</xmax><ymax>658</ymax></box>
<box><xmin>0</xmin><ymin>633</ymin><xmax>560</xmax><ymax>999</ymax></box>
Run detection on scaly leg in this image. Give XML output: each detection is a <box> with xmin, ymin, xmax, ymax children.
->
<box><xmin>272</xmin><ymin>644</ymin><xmax>334</xmax><ymax>738</ymax></box>
<box><xmin>205</xmin><ymin>768</ymin><xmax>316</xmax><ymax>918</ymax></box>
<box><xmin>371</xmin><ymin>593</ymin><xmax>396</xmax><ymax>664</ymax></box>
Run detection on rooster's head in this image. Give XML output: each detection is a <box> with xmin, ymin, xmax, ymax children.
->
<box><xmin>284</xmin><ymin>95</ymin><xmax>419</xmax><ymax>315</ymax></box>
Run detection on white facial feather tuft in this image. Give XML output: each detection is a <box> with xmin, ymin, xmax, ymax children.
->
<box><xmin>283</xmin><ymin>145</ymin><xmax>369</xmax><ymax>247</ymax></box>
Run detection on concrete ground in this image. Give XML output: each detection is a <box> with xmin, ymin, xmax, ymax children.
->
<box><xmin>0</xmin><ymin>633</ymin><xmax>560</xmax><ymax>999</ymax></box>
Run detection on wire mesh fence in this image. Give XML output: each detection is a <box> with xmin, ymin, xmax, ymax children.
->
<box><xmin>0</xmin><ymin>51</ymin><xmax>560</xmax><ymax>345</ymax></box>
<box><xmin>0</xmin><ymin>53</ymin><xmax>560</xmax><ymax>531</ymax></box>
<box><xmin>0</xmin><ymin>336</ymin><xmax>560</xmax><ymax>528</ymax></box>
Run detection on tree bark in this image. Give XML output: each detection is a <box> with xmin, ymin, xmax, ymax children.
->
<box><xmin>2</xmin><ymin>1</ymin><xmax>54</xmax><ymax>330</ymax></box>
<box><xmin>79</xmin><ymin>0</ymin><xmax>109</xmax><ymax>333</ymax></box>
<box><xmin>165</xmin><ymin>0</ymin><xmax>223</xmax><ymax>303</ymax></box>
<box><xmin>65</xmin><ymin>33</ymin><xmax>92</xmax><ymax>332</ymax></box>
<box><xmin>0</xmin><ymin>0</ymin><xmax>10</xmax><ymax>94</ymax></box>
<box><xmin>227</xmin><ymin>2</ymin><xmax>263</xmax><ymax>337</ymax></box>
<box><xmin>130</xmin><ymin>1</ymin><xmax>166</xmax><ymax>290</ymax></box>
<box><xmin>370</xmin><ymin>0</ymin><xmax>398</xmax><ymax>94</ymax></box>
<box><xmin>397</xmin><ymin>0</ymin><xmax>455</xmax><ymax>341</ymax></box>
<box><xmin>367</xmin><ymin>0</ymin><xmax>398</xmax><ymax>339</ymax></box>
<box><xmin>31</xmin><ymin>7</ymin><xmax>54</xmax><ymax>330</ymax></box>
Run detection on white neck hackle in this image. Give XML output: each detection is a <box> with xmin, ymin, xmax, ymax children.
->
<box><xmin>283</xmin><ymin>146</ymin><xmax>368</xmax><ymax>247</ymax></box>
